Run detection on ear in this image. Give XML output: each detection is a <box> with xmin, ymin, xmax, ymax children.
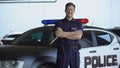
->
<box><xmin>65</xmin><ymin>9</ymin><xmax>66</xmax><ymax>13</ymax></box>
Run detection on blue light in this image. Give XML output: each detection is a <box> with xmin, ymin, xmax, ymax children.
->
<box><xmin>42</xmin><ymin>20</ymin><xmax>56</xmax><ymax>25</ymax></box>
<box><xmin>41</xmin><ymin>18</ymin><xmax>89</xmax><ymax>25</ymax></box>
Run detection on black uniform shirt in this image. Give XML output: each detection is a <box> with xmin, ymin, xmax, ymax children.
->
<box><xmin>55</xmin><ymin>18</ymin><xmax>83</xmax><ymax>46</ymax></box>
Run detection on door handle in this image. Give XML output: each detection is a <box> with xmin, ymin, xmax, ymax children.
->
<box><xmin>89</xmin><ymin>50</ymin><xmax>96</xmax><ymax>53</ymax></box>
<box><xmin>113</xmin><ymin>47</ymin><xmax>119</xmax><ymax>50</ymax></box>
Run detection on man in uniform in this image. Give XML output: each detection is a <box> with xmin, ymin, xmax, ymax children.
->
<box><xmin>55</xmin><ymin>2</ymin><xmax>83</xmax><ymax>68</ymax></box>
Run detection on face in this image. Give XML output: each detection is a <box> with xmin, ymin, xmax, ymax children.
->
<box><xmin>65</xmin><ymin>5</ymin><xmax>75</xmax><ymax>19</ymax></box>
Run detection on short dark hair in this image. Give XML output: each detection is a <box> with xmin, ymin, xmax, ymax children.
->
<box><xmin>65</xmin><ymin>2</ymin><xmax>75</xmax><ymax>9</ymax></box>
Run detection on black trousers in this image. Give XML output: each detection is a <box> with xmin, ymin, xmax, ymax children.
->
<box><xmin>56</xmin><ymin>48</ymin><xmax>80</xmax><ymax>68</ymax></box>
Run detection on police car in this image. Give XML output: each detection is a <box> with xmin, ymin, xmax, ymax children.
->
<box><xmin>0</xmin><ymin>19</ymin><xmax>119</xmax><ymax>68</ymax></box>
<box><xmin>0</xmin><ymin>40</ymin><xmax>3</xmax><ymax>46</ymax></box>
<box><xmin>1</xmin><ymin>32</ymin><xmax>23</xmax><ymax>45</ymax></box>
<box><xmin>108</xmin><ymin>27</ymin><xmax>120</xmax><ymax>41</ymax></box>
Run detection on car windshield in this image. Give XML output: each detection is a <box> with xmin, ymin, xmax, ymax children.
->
<box><xmin>11</xmin><ymin>26</ymin><xmax>54</xmax><ymax>46</ymax></box>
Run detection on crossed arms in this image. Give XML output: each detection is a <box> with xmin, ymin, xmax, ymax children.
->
<box><xmin>55</xmin><ymin>27</ymin><xmax>83</xmax><ymax>40</ymax></box>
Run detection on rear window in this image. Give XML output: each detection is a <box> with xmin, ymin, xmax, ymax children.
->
<box><xmin>94</xmin><ymin>31</ymin><xmax>113</xmax><ymax>46</ymax></box>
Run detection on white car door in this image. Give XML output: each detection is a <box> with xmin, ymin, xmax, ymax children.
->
<box><xmin>79</xmin><ymin>28</ymin><xmax>120</xmax><ymax>68</ymax></box>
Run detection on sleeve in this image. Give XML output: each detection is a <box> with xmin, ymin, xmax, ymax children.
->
<box><xmin>54</xmin><ymin>20</ymin><xmax>61</xmax><ymax>36</ymax></box>
<box><xmin>77</xmin><ymin>21</ymin><xmax>83</xmax><ymax>31</ymax></box>
<box><xmin>55</xmin><ymin>20</ymin><xmax>59</xmax><ymax>31</ymax></box>
<box><xmin>55</xmin><ymin>20</ymin><xmax>62</xmax><ymax>30</ymax></box>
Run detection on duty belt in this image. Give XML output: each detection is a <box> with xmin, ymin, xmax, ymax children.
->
<box><xmin>63</xmin><ymin>45</ymin><xmax>78</xmax><ymax>49</ymax></box>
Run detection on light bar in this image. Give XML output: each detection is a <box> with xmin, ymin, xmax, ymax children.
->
<box><xmin>77</xmin><ymin>18</ymin><xmax>89</xmax><ymax>24</ymax></box>
<box><xmin>42</xmin><ymin>18</ymin><xmax>89</xmax><ymax>25</ymax></box>
<box><xmin>42</xmin><ymin>20</ymin><xmax>56</xmax><ymax>25</ymax></box>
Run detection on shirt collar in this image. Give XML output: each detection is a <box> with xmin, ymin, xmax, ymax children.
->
<box><xmin>64</xmin><ymin>17</ymin><xmax>75</xmax><ymax>22</ymax></box>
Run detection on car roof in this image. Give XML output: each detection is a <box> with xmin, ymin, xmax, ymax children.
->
<box><xmin>42</xmin><ymin>25</ymin><xmax>108</xmax><ymax>31</ymax></box>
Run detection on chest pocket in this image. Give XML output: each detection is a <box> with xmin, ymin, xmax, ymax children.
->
<box><xmin>71</xmin><ymin>27</ymin><xmax>77</xmax><ymax>31</ymax></box>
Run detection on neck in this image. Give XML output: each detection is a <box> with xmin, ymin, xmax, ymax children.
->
<box><xmin>66</xmin><ymin>17</ymin><xmax>73</xmax><ymax>21</ymax></box>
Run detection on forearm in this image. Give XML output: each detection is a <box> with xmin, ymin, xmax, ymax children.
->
<box><xmin>65</xmin><ymin>33</ymin><xmax>82</xmax><ymax>40</ymax></box>
<box><xmin>56</xmin><ymin>30</ymin><xmax>83</xmax><ymax>40</ymax></box>
<box><xmin>65</xmin><ymin>30</ymin><xmax>83</xmax><ymax>40</ymax></box>
<box><xmin>61</xmin><ymin>31</ymin><xmax>75</xmax><ymax>37</ymax></box>
<box><xmin>55</xmin><ymin>28</ymin><xmax>74</xmax><ymax>38</ymax></box>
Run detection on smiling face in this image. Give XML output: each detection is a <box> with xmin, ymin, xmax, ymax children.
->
<box><xmin>65</xmin><ymin>5</ymin><xmax>75</xmax><ymax>19</ymax></box>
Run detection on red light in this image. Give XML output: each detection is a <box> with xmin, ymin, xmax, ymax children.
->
<box><xmin>77</xmin><ymin>18</ymin><xmax>89</xmax><ymax>24</ymax></box>
<box><xmin>41</xmin><ymin>18</ymin><xmax>89</xmax><ymax>25</ymax></box>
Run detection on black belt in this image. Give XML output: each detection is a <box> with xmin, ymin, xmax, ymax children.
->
<box><xmin>57</xmin><ymin>44</ymin><xmax>79</xmax><ymax>50</ymax></box>
<box><xmin>57</xmin><ymin>44</ymin><xmax>80</xmax><ymax>54</ymax></box>
<box><xmin>63</xmin><ymin>45</ymin><xmax>78</xmax><ymax>49</ymax></box>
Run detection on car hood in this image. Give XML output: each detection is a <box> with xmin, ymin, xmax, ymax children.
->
<box><xmin>0</xmin><ymin>45</ymin><xmax>53</xmax><ymax>58</ymax></box>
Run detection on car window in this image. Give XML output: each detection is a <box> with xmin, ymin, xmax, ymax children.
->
<box><xmin>30</xmin><ymin>32</ymin><xmax>43</xmax><ymax>42</ymax></box>
<box><xmin>80</xmin><ymin>30</ymin><xmax>93</xmax><ymax>48</ymax></box>
<box><xmin>12</xmin><ymin>30</ymin><xmax>43</xmax><ymax>45</ymax></box>
<box><xmin>48</xmin><ymin>32</ymin><xmax>56</xmax><ymax>42</ymax></box>
<box><xmin>94</xmin><ymin>31</ymin><xmax>113</xmax><ymax>46</ymax></box>
<box><xmin>21</xmin><ymin>32</ymin><xmax>43</xmax><ymax>44</ymax></box>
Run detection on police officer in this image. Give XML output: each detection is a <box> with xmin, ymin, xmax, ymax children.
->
<box><xmin>55</xmin><ymin>2</ymin><xmax>83</xmax><ymax>68</ymax></box>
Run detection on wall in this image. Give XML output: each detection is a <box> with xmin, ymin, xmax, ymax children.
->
<box><xmin>0</xmin><ymin>0</ymin><xmax>120</xmax><ymax>38</ymax></box>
